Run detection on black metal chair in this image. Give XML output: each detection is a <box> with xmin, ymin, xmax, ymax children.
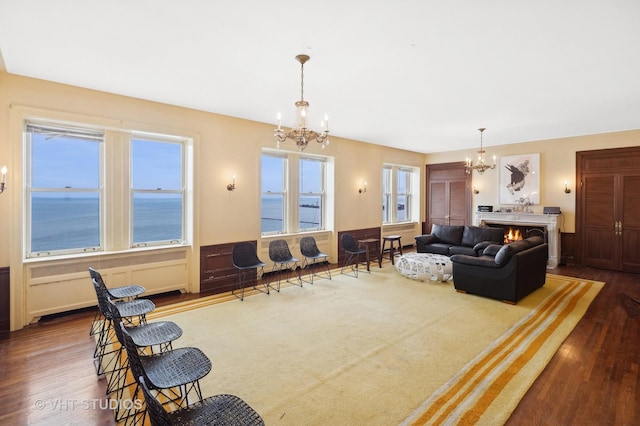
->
<box><xmin>91</xmin><ymin>277</ymin><xmax>155</xmax><ymax>382</ymax></box>
<box><xmin>268</xmin><ymin>239</ymin><xmax>302</xmax><ymax>291</ymax></box>
<box><xmin>138</xmin><ymin>375</ymin><xmax>265</xmax><ymax>426</ymax></box>
<box><xmin>340</xmin><ymin>233</ymin><xmax>368</xmax><ymax>277</ymax></box>
<box><xmin>88</xmin><ymin>267</ymin><xmax>146</xmax><ymax>336</ymax></box>
<box><xmin>106</xmin><ymin>297</ymin><xmax>183</xmax><ymax>410</ymax></box>
<box><xmin>300</xmin><ymin>236</ymin><xmax>331</xmax><ymax>284</ymax></box>
<box><xmin>231</xmin><ymin>242</ymin><xmax>269</xmax><ymax>301</ymax></box>
<box><xmin>119</xmin><ymin>323</ymin><xmax>213</xmax><ymax>424</ymax></box>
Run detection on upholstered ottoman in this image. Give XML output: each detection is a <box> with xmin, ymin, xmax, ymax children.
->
<box><xmin>394</xmin><ymin>252</ymin><xmax>453</xmax><ymax>282</ymax></box>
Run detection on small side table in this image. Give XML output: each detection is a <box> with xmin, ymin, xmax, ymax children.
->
<box><xmin>381</xmin><ymin>235</ymin><xmax>403</xmax><ymax>265</ymax></box>
<box><xmin>358</xmin><ymin>238</ymin><xmax>382</xmax><ymax>271</ymax></box>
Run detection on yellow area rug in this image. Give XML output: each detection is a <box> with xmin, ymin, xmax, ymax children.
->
<box><xmin>105</xmin><ymin>267</ymin><xmax>602</xmax><ymax>425</ymax></box>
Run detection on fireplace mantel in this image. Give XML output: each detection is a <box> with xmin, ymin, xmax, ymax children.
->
<box><xmin>475</xmin><ymin>212</ymin><xmax>562</xmax><ymax>268</ymax></box>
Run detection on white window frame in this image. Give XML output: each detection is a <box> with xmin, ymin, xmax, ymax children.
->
<box><xmin>261</xmin><ymin>149</ymin><xmax>331</xmax><ymax>236</ymax></box>
<box><xmin>382</xmin><ymin>164</ymin><xmax>419</xmax><ymax>224</ymax></box>
<box><xmin>22</xmin><ymin>115</ymin><xmax>193</xmax><ymax>259</ymax></box>
<box><xmin>129</xmin><ymin>135</ymin><xmax>187</xmax><ymax>248</ymax></box>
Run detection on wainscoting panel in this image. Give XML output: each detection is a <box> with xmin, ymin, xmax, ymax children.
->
<box><xmin>26</xmin><ymin>248</ymin><xmax>189</xmax><ymax>323</ymax></box>
<box><xmin>382</xmin><ymin>222</ymin><xmax>419</xmax><ymax>248</ymax></box>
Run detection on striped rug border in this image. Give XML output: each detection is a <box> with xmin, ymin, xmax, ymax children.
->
<box><xmin>401</xmin><ymin>274</ymin><xmax>603</xmax><ymax>425</ymax></box>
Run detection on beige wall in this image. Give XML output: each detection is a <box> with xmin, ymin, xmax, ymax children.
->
<box><xmin>425</xmin><ymin>131</ymin><xmax>640</xmax><ymax>233</ymax></box>
<box><xmin>1</xmin><ymin>71</ymin><xmax>638</xmax><ymax>329</ymax></box>
<box><xmin>0</xmin><ymin>72</ymin><xmax>423</xmax><ymax>329</ymax></box>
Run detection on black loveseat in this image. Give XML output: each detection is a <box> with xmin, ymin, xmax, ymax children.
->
<box><xmin>414</xmin><ymin>224</ymin><xmax>504</xmax><ymax>257</ymax></box>
<box><xmin>450</xmin><ymin>236</ymin><xmax>548</xmax><ymax>304</ymax></box>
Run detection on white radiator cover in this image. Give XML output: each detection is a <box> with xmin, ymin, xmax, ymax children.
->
<box><xmin>26</xmin><ymin>247</ymin><xmax>189</xmax><ymax>323</ymax></box>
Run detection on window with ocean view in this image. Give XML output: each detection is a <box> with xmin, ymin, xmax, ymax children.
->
<box><xmin>27</xmin><ymin>123</ymin><xmax>103</xmax><ymax>256</ymax></box>
<box><xmin>261</xmin><ymin>151</ymin><xmax>328</xmax><ymax>235</ymax></box>
<box><xmin>382</xmin><ymin>164</ymin><xmax>418</xmax><ymax>224</ymax></box>
<box><xmin>131</xmin><ymin>138</ymin><xmax>184</xmax><ymax>246</ymax></box>
<box><xmin>25</xmin><ymin>119</ymin><xmax>191</xmax><ymax>258</ymax></box>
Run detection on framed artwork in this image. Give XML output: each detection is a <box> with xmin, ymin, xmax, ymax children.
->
<box><xmin>498</xmin><ymin>153</ymin><xmax>540</xmax><ymax>204</ymax></box>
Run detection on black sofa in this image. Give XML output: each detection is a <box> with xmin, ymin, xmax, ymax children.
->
<box><xmin>414</xmin><ymin>224</ymin><xmax>504</xmax><ymax>257</ymax></box>
<box><xmin>450</xmin><ymin>236</ymin><xmax>548</xmax><ymax>304</ymax></box>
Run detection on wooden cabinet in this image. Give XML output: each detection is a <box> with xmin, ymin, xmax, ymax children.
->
<box><xmin>577</xmin><ymin>147</ymin><xmax>640</xmax><ymax>272</ymax></box>
<box><xmin>200</xmin><ymin>241</ymin><xmax>257</xmax><ymax>294</ymax></box>
<box><xmin>426</xmin><ymin>162</ymin><xmax>471</xmax><ymax>231</ymax></box>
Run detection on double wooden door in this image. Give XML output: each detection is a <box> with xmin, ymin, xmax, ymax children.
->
<box><xmin>426</xmin><ymin>162</ymin><xmax>471</xmax><ymax>231</ymax></box>
<box><xmin>577</xmin><ymin>147</ymin><xmax>640</xmax><ymax>272</ymax></box>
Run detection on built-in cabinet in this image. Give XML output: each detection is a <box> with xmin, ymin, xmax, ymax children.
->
<box><xmin>425</xmin><ymin>162</ymin><xmax>471</xmax><ymax>232</ymax></box>
<box><xmin>577</xmin><ymin>147</ymin><xmax>640</xmax><ymax>272</ymax></box>
<box><xmin>200</xmin><ymin>241</ymin><xmax>256</xmax><ymax>294</ymax></box>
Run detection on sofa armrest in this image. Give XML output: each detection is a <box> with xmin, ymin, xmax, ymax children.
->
<box><xmin>481</xmin><ymin>244</ymin><xmax>502</xmax><ymax>257</ymax></box>
<box><xmin>415</xmin><ymin>235</ymin><xmax>438</xmax><ymax>245</ymax></box>
<box><xmin>450</xmin><ymin>254</ymin><xmax>501</xmax><ymax>268</ymax></box>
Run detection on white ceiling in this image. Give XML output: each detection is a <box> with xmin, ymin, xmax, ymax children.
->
<box><xmin>1</xmin><ymin>0</ymin><xmax>639</xmax><ymax>153</ymax></box>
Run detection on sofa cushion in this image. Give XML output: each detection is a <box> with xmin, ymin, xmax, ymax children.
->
<box><xmin>431</xmin><ymin>224</ymin><xmax>464</xmax><ymax>245</ymax></box>
<box><xmin>449</xmin><ymin>245</ymin><xmax>477</xmax><ymax>256</ymax></box>
<box><xmin>460</xmin><ymin>226</ymin><xmax>504</xmax><ymax>247</ymax></box>
<box><xmin>494</xmin><ymin>237</ymin><xmax>543</xmax><ymax>266</ymax></box>
<box><xmin>482</xmin><ymin>244</ymin><xmax>502</xmax><ymax>257</ymax></box>
<box><xmin>424</xmin><ymin>243</ymin><xmax>452</xmax><ymax>256</ymax></box>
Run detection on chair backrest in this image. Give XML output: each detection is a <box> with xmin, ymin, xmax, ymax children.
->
<box><xmin>118</xmin><ymin>322</ymin><xmax>147</xmax><ymax>388</ymax></box>
<box><xmin>232</xmin><ymin>242</ymin><xmax>264</xmax><ymax>269</ymax></box>
<box><xmin>300</xmin><ymin>236</ymin><xmax>320</xmax><ymax>258</ymax></box>
<box><xmin>138</xmin><ymin>375</ymin><xmax>172</xmax><ymax>426</ymax></box>
<box><xmin>106</xmin><ymin>298</ymin><xmax>126</xmax><ymax>345</ymax></box>
<box><xmin>89</xmin><ymin>267</ymin><xmax>105</xmax><ymax>286</ymax></box>
<box><xmin>91</xmin><ymin>277</ymin><xmax>112</xmax><ymax>318</ymax></box>
<box><xmin>341</xmin><ymin>233</ymin><xmax>359</xmax><ymax>252</ymax></box>
<box><xmin>269</xmin><ymin>239</ymin><xmax>294</xmax><ymax>262</ymax></box>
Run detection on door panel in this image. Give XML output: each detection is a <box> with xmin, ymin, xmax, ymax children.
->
<box><xmin>582</xmin><ymin>174</ymin><xmax>617</xmax><ymax>269</ymax></box>
<box><xmin>621</xmin><ymin>174</ymin><xmax>640</xmax><ymax>272</ymax></box>
<box><xmin>429</xmin><ymin>181</ymin><xmax>447</xmax><ymax>225</ymax></box>
<box><xmin>577</xmin><ymin>147</ymin><xmax>640</xmax><ymax>272</ymax></box>
<box><xmin>448</xmin><ymin>180</ymin><xmax>467</xmax><ymax>226</ymax></box>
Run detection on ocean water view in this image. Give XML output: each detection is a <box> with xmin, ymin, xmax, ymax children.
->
<box><xmin>30</xmin><ymin>196</ymin><xmax>322</xmax><ymax>253</ymax></box>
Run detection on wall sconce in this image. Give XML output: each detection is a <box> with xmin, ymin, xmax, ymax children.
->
<box><xmin>564</xmin><ymin>181</ymin><xmax>571</xmax><ymax>194</ymax></box>
<box><xmin>0</xmin><ymin>166</ymin><xmax>6</xmax><ymax>194</ymax></box>
<box><xmin>358</xmin><ymin>181</ymin><xmax>367</xmax><ymax>194</ymax></box>
<box><xmin>473</xmin><ymin>185</ymin><xmax>480</xmax><ymax>195</ymax></box>
<box><xmin>227</xmin><ymin>174</ymin><xmax>236</xmax><ymax>191</ymax></box>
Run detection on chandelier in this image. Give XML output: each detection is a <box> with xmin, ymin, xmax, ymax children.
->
<box><xmin>465</xmin><ymin>127</ymin><xmax>496</xmax><ymax>174</ymax></box>
<box><xmin>275</xmin><ymin>54</ymin><xmax>329</xmax><ymax>151</ymax></box>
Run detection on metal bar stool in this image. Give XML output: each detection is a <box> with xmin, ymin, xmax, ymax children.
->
<box><xmin>381</xmin><ymin>235</ymin><xmax>403</xmax><ymax>265</ymax></box>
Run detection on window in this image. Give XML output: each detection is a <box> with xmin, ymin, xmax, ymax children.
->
<box><xmin>25</xmin><ymin>119</ymin><xmax>191</xmax><ymax>258</ymax></box>
<box><xmin>261</xmin><ymin>151</ymin><xmax>328</xmax><ymax>235</ymax></box>
<box><xmin>382</xmin><ymin>164</ymin><xmax>418</xmax><ymax>224</ymax></box>
<box><xmin>261</xmin><ymin>154</ymin><xmax>286</xmax><ymax>234</ymax></box>
<box><xmin>26</xmin><ymin>123</ymin><xmax>104</xmax><ymax>256</ymax></box>
<box><xmin>131</xmin><ymin>138</ymin><xmax>184</xmax><ymax>246</ymax></box>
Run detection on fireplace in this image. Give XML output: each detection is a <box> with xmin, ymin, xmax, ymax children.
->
<box><xmin>475</xmin><ymin>212</ymin><xmax>562</xmax><ymax>267</ymax></box>
<box><xmin>485</xmin><ymin>223</ymin><xmax>547</xmax><ymax>244</ymax></box>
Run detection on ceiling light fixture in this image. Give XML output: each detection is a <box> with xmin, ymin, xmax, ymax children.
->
<box><xmin>465</xmin><ymin>128</ymin><xmax>496</xmax><ymax>174</ymax></box>
<box><xmin>275</xmin><ymin>54</ymin><xmax>329</xmax><ymax>151</ymax></box>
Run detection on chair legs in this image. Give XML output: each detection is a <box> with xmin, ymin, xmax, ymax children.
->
<box><xmin>232</xmin><ymin>268</ymin><xmax>269</xmax><ymax>301</ymax></box>
<box><xmin>341</xmin><ymin>251</ymin><xmax>368</xmax><ymax>277</ymax></box>
<box><xmin>301</xmin><ymin>258</ymin><xmax>331</xmax><ymax>284</ymax></box>
<box><xmin>267</xmin><ymin>261</ymin><xmax>302</xmax><ymax>292</ymax></box>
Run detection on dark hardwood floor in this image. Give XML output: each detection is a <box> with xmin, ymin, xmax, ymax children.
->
<box><xmin>0</xmin><ymin>265</ymin><xmax>638</xmax><ymax>425</ymax></box>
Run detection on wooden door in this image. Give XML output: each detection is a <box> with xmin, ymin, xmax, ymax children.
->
<box><xmin>577</xmin><ymin>147</ymin><xmax>640</xmax><ymax>272</ymax></box>
<box><xmin>426</xmin><ymin>162</ymin><xmax>470</xmax><ymax>231</ymax></box>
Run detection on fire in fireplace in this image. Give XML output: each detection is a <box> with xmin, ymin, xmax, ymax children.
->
<box><xmin>485</xmin><ymin>223</ymin><xmax>547</xmax><ymax>244</ymax></box>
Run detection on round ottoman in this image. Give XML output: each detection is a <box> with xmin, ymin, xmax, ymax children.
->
<box><xmin>394</xmin><ymin>252</ymin><xmax>453</xmax><ymax>282</ymax></box>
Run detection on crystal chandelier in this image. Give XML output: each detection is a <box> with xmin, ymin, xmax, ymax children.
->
<box><xmin>465</xmin><ymin>127</ymin><xmax>496</xmax><ymax>174</ymax></box>
<box><xmin>275</xmin><ymin>54</ymin><xmax>329</xmax><ymax>151</ymax></box>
